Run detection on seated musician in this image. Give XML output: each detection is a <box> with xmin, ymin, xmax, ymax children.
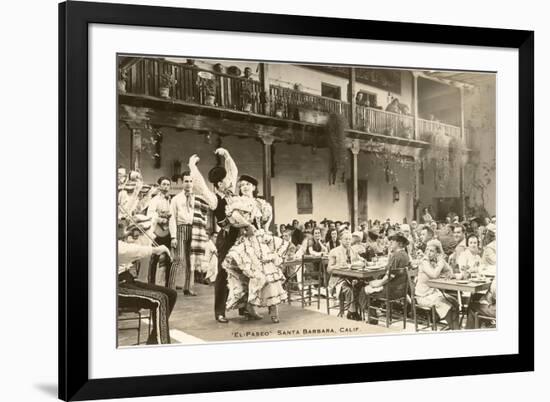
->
<box><xmin>117</xmin><ymin>217</ymin><xmax>177</xmax><ymax>344</ymax></box>
<box><xmin>327</xmin><ymin>230</ymin><xmax>366</xmax><ymax>320</ymax></box>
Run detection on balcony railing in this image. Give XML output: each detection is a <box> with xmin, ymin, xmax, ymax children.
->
<box><xmin>268</xmin><ymin>85</ymin><xmax>350</xmax><ymax>124</ymax></box>
<box><xmin>417</xmin><ymin>118</ymin><xmax>462</xmax><ymax>142</ymax></box>
<box><xmin>124</xmin><ymin>58</ymin><xmax>262</xmax><ymax>113</ymax></box>
<box><xmin>355</xmin><ymin>105</ymin><xmax>414</xmax><ymax>139</ymax></box>
<box><xmin>121</xmin><ymin>59</ymin><xmax>463</xmax><ymax>146</ymax></box>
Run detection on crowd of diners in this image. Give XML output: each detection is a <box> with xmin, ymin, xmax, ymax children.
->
<box><xmin>278</xmin><ymin>212</ymin><xmax>497</xmax><ymax>330</ymax></box>
<box><xmin>116</xmin><ymin>158</ymin><xmax>496</xmax><ymax>345</ymax></box>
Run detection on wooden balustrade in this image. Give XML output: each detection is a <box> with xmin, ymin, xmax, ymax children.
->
<box><xmin>121</xmin><ymin>59</ymin><xmax>462</xmax><ymax>146</ymax></box>
<box><xmin>123</xmin><ymin>59</ymin><xmax>262</xmax><ymax>112</ymax></box>
<box><xmin>268</xmin><ymin>85</ymin><xmax>350</xmax><ymax>124</ymax></box>
<box><xmin>417</xmin><ymin>118</ymin><xmax>462</xmax><ymax>142</ymax></box>
<box><xmin>355</xmin><ymin>105</ymin><xmax>414</xmax><ymax>139</ymax></box>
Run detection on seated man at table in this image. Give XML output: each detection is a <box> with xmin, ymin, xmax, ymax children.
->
<box><xmin>466</xmin><ymin>277</ymin><xmax>496</xmax><ymax>329</ymax></box>
<box><xmin>327</xmin><ymin>230</ymin><xmax>366</xmax><ymax>320</ymax></box>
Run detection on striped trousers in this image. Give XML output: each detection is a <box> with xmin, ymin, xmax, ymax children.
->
<box><xmin>169</xmin><ymin>224</ymin><xmax>194</xmax><ymax>291</ymax></box>
<box><xmin>118</xmin><ymin>273</ymin><xmax>177</xmax><ymax>344</ymax></box>
<box><xmin>148</xmin><ymin>234</ymin><xmax>172</xmax><ymax>287</ymax></box>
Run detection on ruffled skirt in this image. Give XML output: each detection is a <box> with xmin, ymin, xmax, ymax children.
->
<box><xmin>223</xmin><ymin>232</ymin><xmax>289</xmax><ymax>309</ymax></box>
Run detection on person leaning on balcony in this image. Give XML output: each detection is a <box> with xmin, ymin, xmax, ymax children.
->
<box><xmin>385</xmin><ymin>98</ymin><xmax>401</xmax><ymax>113</ymax></box>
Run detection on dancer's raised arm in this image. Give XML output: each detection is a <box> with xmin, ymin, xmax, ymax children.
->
<box><xmin>188</xmin><ymin>154</ymin><xmax>218</xmax><ymax>209</ymax></box>
<box><xmin>215</xmin><ymin>147</ymin><xmax>238</xmax><ymax>194</ymax></box>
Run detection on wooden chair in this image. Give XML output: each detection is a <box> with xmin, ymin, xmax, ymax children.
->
<box><xmin>325</xmin><ymin>280</ymin><xmax>354</xmax><ymax>317</ymax></box>
<box><xmin>365</xmin><ymin>267</ymin><xmax>409</xmax><ymax>328</ymax></box>
<box><xmin>117</xmin><ymin>306</ymin><xmax>152</xmax><ymax>346</ymax></box>
<box><xmin>285</xmin><ymin>256</ymin><xmax>324</xmax><ymax>309</ymax></box>
<box><xmin>474</xmin><ymin>312</ymin><xmax>496</xmax><ymax>329</ymax></box>
<box><xmin>406</xmin><ymin>267</ymin><xmax>439</xmax><ymax>331</ymax></box>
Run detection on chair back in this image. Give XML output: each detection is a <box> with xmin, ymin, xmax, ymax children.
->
<box><xmin>406</xmin><ymin>265</ymin><xmax>419</xmax><ymax>292</ymax></box>
<box><xmin>301</xmin><ymin>255</ymin><xmax>325</xmax><ymax>285</ymax></box>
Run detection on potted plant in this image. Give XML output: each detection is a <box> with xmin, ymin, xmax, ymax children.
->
<box><xmin>118</xmin><ymin>69</ymin><xmax>128</xmax><ymax>93</ymax></box>
<box><xmin>197</xmin><ymin>72</ymin><xmax>218</xmax><ymax>106</ymax></box>
<box><xmin>159</xmin><ymin>72</ymin><xmax>176</xmax><ymax>99</ymax></box>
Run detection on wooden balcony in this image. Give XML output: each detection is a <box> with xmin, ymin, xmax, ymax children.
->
<box><xmin>120</xmin><ymin>58</ymin><xmax>463</xmax><ymax>149</ymax></box>
<box><xmin>268</xmin><ymin>85</ymin><xmax>351</xmax><ymax>124</ymax></box>
<box><xmin>417</xmin><ymin>118</ymin><xmax>462</xmax><ymax>142</ymax></box>
<box><xmin>355</xmin><ymin>105</ymin><xmax>414</xmax><ymax>139</ymax></box>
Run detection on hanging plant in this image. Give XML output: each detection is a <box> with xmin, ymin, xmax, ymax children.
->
<box><xmin>325</xmin><ymin>113</ymin><xmax>348</xmax><ymax>185</ymax></box>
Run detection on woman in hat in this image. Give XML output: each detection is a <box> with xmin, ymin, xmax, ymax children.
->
<box><xmin>222</xmin><ymin>174</ymin><xmax>290</xmax><ymax>323</ymax></box>
<box><xmin>360</xmin><ymin>232</ymin><xmax>410</xmax><ymax>302</ymax></box>
<box><xmin>415</xmin><ymin>239</ymin><xmax>460</xmax><ymax>330</ymax></box>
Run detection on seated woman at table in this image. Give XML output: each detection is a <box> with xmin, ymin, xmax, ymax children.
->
<box><xmin>310</xmin><ymin>227</ymin><xmax>329</xmax><ymax>256</ymax></box>
<box><xmin>415</xmin><ymin>239</ymin><xmax>460</xmax><ymax>330</ymax></box>
<box><xmin>479</xmin><ymin>224</ymin><xmax>496</xmax><ymax>276</ymax></box>
<box><xmin>456</xmin><ymin>234</ymin><xmax>482</xmax><ymax>278</ymax></box>
<box><xmin>327</xmin><ymin>230</ymin><xmax>366</xmax><ymax>320</ymax></box>
<box><xmin>359</xmin><ymin>232</ymin><xmax>410</xmax><ymax>303</ymax></box>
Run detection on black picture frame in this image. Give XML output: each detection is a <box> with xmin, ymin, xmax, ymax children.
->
<box><xmin>59</xmin><ymin>1</ymin><xmax>534</xmax><ymax>400</ymax></box>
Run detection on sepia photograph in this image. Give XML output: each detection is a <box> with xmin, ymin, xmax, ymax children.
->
<box><xmin>116</xmin><ymin>54</ymin><xmax>497</xmax><ymax>347</ymax></box>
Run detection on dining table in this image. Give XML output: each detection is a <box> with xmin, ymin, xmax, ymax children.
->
<box><xmin>330</xmin><ymin>265</ymin><xmax>386</xmax><ymax>280</ymax></box>
<box><xmin>427</xmin><ymin>277</ymin><xmax>492</xmax><ymax>326</ymax></box>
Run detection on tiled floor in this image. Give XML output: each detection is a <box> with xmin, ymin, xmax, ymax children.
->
<box><xmin>117</xmin><ymin>283</ymin><xmax>428</xmax><ymax>347</ymax></box>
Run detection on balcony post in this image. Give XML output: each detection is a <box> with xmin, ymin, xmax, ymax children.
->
<box><xmin>259</xmin><ymin>63</ymin><xmax>270</xmax><ymax>116</ymax></box>
<box><xmin>349</xmin><ymin>67</ymin><xmax>356</xmax><ymax>129</ymax></box>
<box><xmin>412</xmin><ymin>71</ymin><xmax>419</xmax><ymax>140</ymax></box>
<box><xmin>459</xmin><ymin>85</ymin><xmax>466</xmax><ymax>218</ymax></box>
<box><xmin>413</xmin><ymin>149</ymin><xmax>422</xmax><ymax>222</ymax></box>
<box><xmin>260</xmin><ymin>134</ymin><xmax>275</xmax><ymax>204</ymax></box>
<box><xmin>350</xmin><ymin>139</ymin><xmax>360</xmax><ymax>231</ymax></box>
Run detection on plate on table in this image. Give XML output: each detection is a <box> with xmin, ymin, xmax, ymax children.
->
<box><xmin>456</xmin><ymin>280</ymin><xmax>470</xmax><ymax>284</ymax></box>
<box><xmin>471</xmin><ymin>278</ymin><xmax>487</xmax><ymax>283</ymax></box>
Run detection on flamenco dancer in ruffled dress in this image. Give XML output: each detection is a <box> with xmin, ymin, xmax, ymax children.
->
<box><xmin>222</xmin><ymin>175</ymin><xmax>290</xmax><ymax>323</ymax></box>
